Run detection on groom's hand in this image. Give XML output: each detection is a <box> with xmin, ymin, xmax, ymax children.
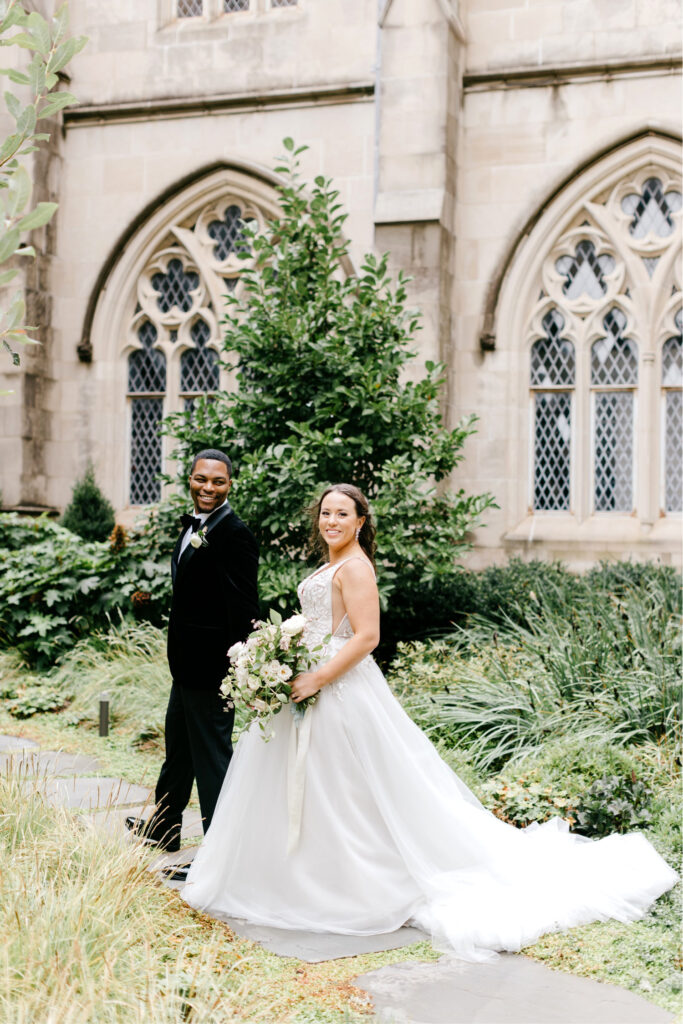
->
<box><xmin>291</xmin><ymin>672</ymin><xmax>322</xmax><ymax>703</ymax></box>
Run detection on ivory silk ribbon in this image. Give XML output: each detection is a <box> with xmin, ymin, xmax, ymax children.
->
<box><xmin>287</xmin><ymin>706</ymin><xmax>313</xmax><ymax>855</ymax></box>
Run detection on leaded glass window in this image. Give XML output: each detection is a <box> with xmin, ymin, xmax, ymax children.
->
<box><xmin>177</xmin><ymin>0</ymin><xmax>203</xmax><ymax>16</ymax></box>
<box><xmin>130</xmin><ymin>400</ymin><xmax>164</xmax><ymax>504</ymax></box>
<box><xmin>270</xmin><ymin>0</ymin><xmax>297</xmax><ymax>7</ymax></box>
<box><xmin>530</xmin><ymin>309</ymin><xmax>574</xmax><ymax>511</ymax></box>
<box><xmin>591</xmin><ymin>309</ymin><xmax>638</xmax><ymax>386</ymax></box>
<box><xmin>621</xmin><ymin>178</ymin><xmax>682</xmax><ymax>239</ymax></box>
<box><xmin>662</xmin><ymin>310</ymin><xmax>682</xmax><ymax>512</ymax></box>
<box><xmin>151</xmin><ymin>259</ymin><xmax>200</xmax><ymax>314</ymax></box>
<box><xmin>180</xmin><ymin>318</ymin><xmax>219</xmax><ymax>401</ymax></box>
<box><xmin>128</xmin><ymin>322</ymin><xmax>166</xmax><ymax>394</ymax></box>
<box><xmin>224</xmin><ymin>0</ymin><xmax>249</xmax><ymax>10</ymax></box>
<box><xmin>592</xmin><ymin>309</ymin><xmax>637</xmax><ymax>512</ymax></box>
<box><xmin>530</xmin><ymin>310</ymin><xmax>575</xmax><ymax>387</ymax></box>
<box><xmin>208</xmin><ymin>205</ymin><xmax>248</xmax><ymax>261</ymax></box>
<box><xmin>555</xmin><ymin>241</ymin><xmax>615</xmax><ymax>300</ymax></box>
<box><xmin>128</xmin><ymin>322</ymin><xmax>166</xmax><ymax>505</ymax></box>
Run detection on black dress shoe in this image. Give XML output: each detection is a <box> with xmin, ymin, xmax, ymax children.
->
<box><xmin>124</xmin><ymin>816</ymin><xmax>181</xmax><ymax>853</ymax></box>
<box><xmin>161</xmin><ymin>863</ymin><xmax>190</xmax><ymax>882</ymax></box>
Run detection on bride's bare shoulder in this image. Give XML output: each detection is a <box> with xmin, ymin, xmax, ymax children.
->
<box><xmin>335</xmin><ymin>556</ymin><xmax>376</xmax><ymax>586</ymax></box>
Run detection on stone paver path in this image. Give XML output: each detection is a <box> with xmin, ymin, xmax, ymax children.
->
<box><xmin>356</xmin><ymin>954</ymin><xmax>673</xmax><ymax>1024</ymax></box>
<box><xmin>1</xmin><ymin>733</ymin><xmax>675</xmax><ymax>1024</ymax></box>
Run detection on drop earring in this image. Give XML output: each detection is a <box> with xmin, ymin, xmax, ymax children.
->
<box><xmin>355</xmin><ymin>528</ymin><xmax>360</xmax><ymax>541</ymax></box>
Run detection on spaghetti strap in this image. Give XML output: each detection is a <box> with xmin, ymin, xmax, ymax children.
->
<box><xmin>329</xmin><ymin>555</ymin><xmax>375</xmax><ymax>580</ymax></box>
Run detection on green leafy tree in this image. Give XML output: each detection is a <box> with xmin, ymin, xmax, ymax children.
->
<box><xmin>163</xmin><ymin>140</ymin><xmax>494</xmax><ymax>610</ymax></box>
<box><xmin>61</xmin><ymin>463</ymin><xmax>116</xmax><ymax>543</ymax></box>
<box><xmin>0</xmin><ymin>0</ymin><xmax>86</xmax><ymax>366</ymax></box>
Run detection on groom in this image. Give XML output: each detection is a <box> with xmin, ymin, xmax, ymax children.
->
<box><xmin>126</xmin><ymin>449</ymin><xmax>259</xmax><ymax>866</ymax></box>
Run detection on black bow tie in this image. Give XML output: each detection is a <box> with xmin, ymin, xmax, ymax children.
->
<box><xmin>179</xmin><ymin>513</ymin><xmax>202</xmax><ymax>533</ymax></box>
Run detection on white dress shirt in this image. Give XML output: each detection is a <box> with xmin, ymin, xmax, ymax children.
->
<box><xmin>179</xmin><ymin>499</ymin><xmax>228</xmax><ymax>557</ymax></box>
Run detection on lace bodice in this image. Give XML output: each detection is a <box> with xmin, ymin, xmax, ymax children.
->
<box><xmin>297</xmin><ymin>556</ymin><xmax>375</xmax><ymax>652</ymax></box>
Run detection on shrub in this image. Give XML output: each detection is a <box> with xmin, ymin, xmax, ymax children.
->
<box><xmin>61</xmin><ymin>464</ymin><xmax>116</xmax><ymax>542</ymax></box>
<box><xmin>572</xmin><ymin>774</ymin><xmax>655</xmax><ymax>838</ymax></box>
<box><xmin>0</xmin><ymin>515</ymin><xmax>171</xmax><ymax>667</ymax></box>
<box><xmin>389</xmin><ymin>565</ymin><xmax>682</xmax><ymax>770</ymax></box>
<box><xmin>162</xmin><ymin>141</ymin><xmax>494</xmax><ymax>617</ymax></box>
<box><xmin>6</xmin><ymin>687</ymin><xmax>69</xmax><ymax>718</ymax></box>
<box><xmin>377</xmin><ymin>558</ymin><xmax>591</xmax><ymax>664</ymax></box>
<box><xmin>479</xmin><ymin>735</ymin><xmax>653</xmax><ymax>828</ymax></box>
<box><xmin>0</xmin><ymin>512</ymin><xmax>70</xmax><ymax>551</ymax></box>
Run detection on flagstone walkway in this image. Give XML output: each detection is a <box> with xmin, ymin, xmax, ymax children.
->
<box><xmin>0</xmin><ymin>733</ymin><xmax>674</xmax><ymax>1024</ymax></box>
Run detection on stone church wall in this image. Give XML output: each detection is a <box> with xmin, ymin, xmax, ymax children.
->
<box><xmin>0</xmin><ymin>0</ymin><xmax>680</xmax><ymax>567</ymax></box>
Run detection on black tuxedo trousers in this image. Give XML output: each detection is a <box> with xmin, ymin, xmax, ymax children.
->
<box><xmin>149</xmin><ymin>507</ymin><xmax>259</xmax><ymax>844</ymax></box>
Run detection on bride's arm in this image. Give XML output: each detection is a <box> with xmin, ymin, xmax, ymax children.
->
<box><xmin>290</xmin><ymin>560</ymin><xmax>379</xmax><ymax>702</ymax></box>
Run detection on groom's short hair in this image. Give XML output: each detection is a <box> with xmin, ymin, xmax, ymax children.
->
<box><xmin>190</xmin><ymin>449</ymin><xmax>233</xmax><ymax>476</ymax></box>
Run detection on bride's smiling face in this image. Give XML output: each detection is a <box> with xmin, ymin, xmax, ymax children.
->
<box><xmin>319</xmin><ymin>491</ymin><xmax>364</xmax><ymax>553</ymax></box>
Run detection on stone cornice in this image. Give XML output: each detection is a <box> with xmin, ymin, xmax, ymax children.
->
<box><xmin>464</xmin><ymin>54</ymin><xmax>682</xmax><ymax>92</ymax></box>
<box><xmin>63</xmin><ymin>80</ymin><xmax>375</xmax><ymax>128</ymax></box>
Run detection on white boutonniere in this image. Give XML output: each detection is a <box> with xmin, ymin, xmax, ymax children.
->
<box><xmin>189</xmin><ymin>527</ymin><xmax>209</xmax><ymax>549</ymax></box>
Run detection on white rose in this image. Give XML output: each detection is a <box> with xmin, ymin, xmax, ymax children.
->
<box><xmin>277</xmin><ymin>664</ymin><xmax>293</xmax><ymax>681</ymax></box>
<box><xmin>279</xmin><ymin>634</ymin><xmax>291</xmax><ymax>652</ymax></box>
<box><xmin>228</xmin><ymin>641</ymin><xmax>246</xmax><ymax>661</ymax></box>
<box><xmin>251</xmin><ymin>698</ymin><xmax>269</xmax><ymax>713</ymax></box>
<box><xmin>281</xmin><ymin>614</ymin><xmax>306</xmax><ymax>636</ymax></box>
<box><xmin>189</xmin><ymin>533</ymin><xmax>203</xmax><ymax>549</ymax></box>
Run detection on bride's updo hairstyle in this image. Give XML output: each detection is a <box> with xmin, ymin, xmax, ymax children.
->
<box><xmin>309</xmin><ymin>483</ymin><xmax>377</xmax><ymax>567</ymax></box>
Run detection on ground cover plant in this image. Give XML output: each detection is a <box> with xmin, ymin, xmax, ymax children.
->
<box><xmin>0</xmin><ymin>512</ymin><xmax>170</xmax><ymax>667</ymax></box>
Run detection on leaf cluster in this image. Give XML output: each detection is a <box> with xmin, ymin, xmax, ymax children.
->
<box><xmin>573</xmin><ymin>773</ymin><xmax>655</xmax><ymax>837</ymax></box>
<box><xmin>0</xmin><ymin>512</ymin><xmax>171</xmax><ymax>667</ymax></box>
<box><xmin>389</xmin><ymin>559</ymin><xmax>682</xmax><ymax>770</ymax></box>
<box><xmin>0</xmin><ymin>1</ymin><xmax>86</xmax><ymax>367</ymax></box>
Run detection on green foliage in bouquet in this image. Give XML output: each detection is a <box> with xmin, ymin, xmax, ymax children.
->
<box><xmin>162</xmin><ymin>139</ymin><xmax>494</xmax><ymax>612</ymax></box>
<box><xmin>222</xmin><ymin>609</ymin><xmax>324</xmax><ymax>734</ymax></box>
<box><xmin>61</xmin><ymin>464</ymin><xmax>115</xmax><ymax>542</ymax></box>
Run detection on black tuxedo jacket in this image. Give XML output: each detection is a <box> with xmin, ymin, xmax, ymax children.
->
<box><xmin>167</xmin><ymin>504</ymin><xmax>259</xmax><ymax>690</ymax></box>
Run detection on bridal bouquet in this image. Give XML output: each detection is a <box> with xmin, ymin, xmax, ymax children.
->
<box><xmin>222</xmin><ymin>611</ymin><xmax>325</xmax><ymax>736</ymax></box>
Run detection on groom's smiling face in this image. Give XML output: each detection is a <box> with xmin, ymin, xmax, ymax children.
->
<box><xmin>189</xmin><ymin>459</ymin><xmax>232</xmax><ymax>514</ymax></box>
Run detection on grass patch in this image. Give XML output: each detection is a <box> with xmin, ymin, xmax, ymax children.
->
<box><xmin>0</xmin><ymin>759</ymin><xmax>441</xmax><ymax>1022</ymax></box>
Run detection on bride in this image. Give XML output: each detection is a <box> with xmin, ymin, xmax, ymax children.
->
<box><xmin>182</xmin><ymin>483</ymin><xmax>676</xmax><ymax>962</ymax></box>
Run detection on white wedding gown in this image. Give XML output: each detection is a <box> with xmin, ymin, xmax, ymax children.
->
<box><xmin>183</xmin><ymin>558</ymin><xmax>677</xmax><ymax>962</ymax></box>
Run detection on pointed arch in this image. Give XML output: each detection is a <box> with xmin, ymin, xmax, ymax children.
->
<box><xmin>490</xmin><ymin>129</ymin><xmax>682</xmax><ymax>555</ymax></box>
<box><xmin>86</xmin><ymin>162</ymin><xmax>283</xmax><ymax>509</ymax></box>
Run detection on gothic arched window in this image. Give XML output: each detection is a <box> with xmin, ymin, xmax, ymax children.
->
<box><xmin>662</xmin><ymin>310</ymin><xmax>682</xmax><ymax>513</ymax></box>
<box><xmin>115</xmin><ymin>180</ymin><xmax>274</xmax><ymax>505</ymax></box>
<box><xmin>517</xmin><ymin>153</ymin><xmax>681</xmax><ymax>528</ymax></box>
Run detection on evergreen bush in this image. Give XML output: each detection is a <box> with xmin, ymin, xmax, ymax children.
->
<box><xmin>61</xmin><ymin>464</ymin><xmax>116</xmax><ymax>542</ymax></box>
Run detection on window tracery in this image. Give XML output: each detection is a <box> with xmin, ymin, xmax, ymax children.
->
<box><xmin>123</xmin><ymin>190</ymin><xmax>269</xmax><ymax>504</ymax></box>
<box><xmin>525</xmin><ymin>157</ymin><xmax>681</xmax><ymax>520</ymax></box>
